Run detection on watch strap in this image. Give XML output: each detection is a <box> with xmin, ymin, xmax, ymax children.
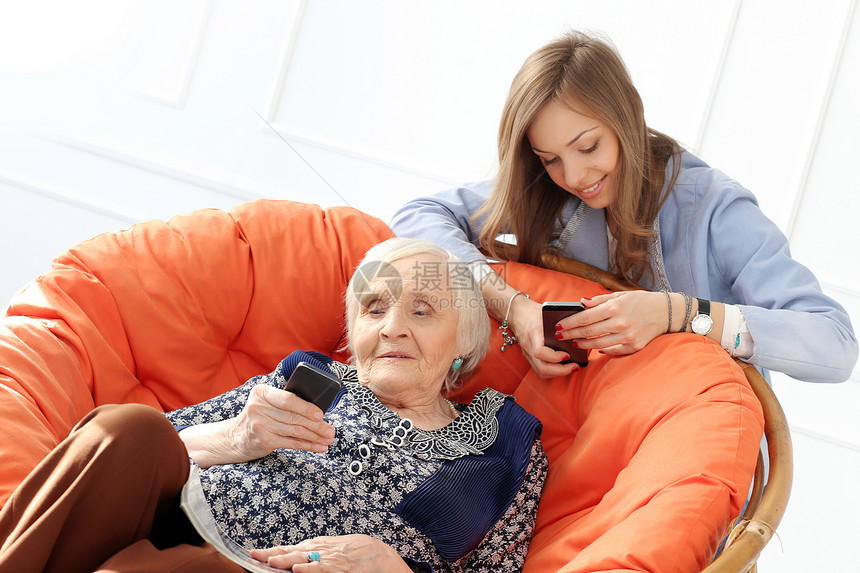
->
<box><xmin>696</xmin><ymin>298</ymin><xmax>710</xmax><ymax>317</ymax></box>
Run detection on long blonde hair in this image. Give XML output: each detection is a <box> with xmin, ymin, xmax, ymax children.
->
<box><xmin>476</xmin><ymin>30</ymin><xmax>681</xmax><ymax>284</ymax></box>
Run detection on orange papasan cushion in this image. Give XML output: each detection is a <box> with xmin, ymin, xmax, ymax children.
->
<box><xmin>0</xmin><ymin>200</ymin><xmax>393</xmax><ymax>507</ymax></box>
<box><xmin>0</xmin><ymin>200</ymin><xmax>763</xmax><ymax>572</ymax></box>
<box><xmin>452</xmin><ymin>262</ymin><xmax>764</xmax><ymax>573</ymax></box>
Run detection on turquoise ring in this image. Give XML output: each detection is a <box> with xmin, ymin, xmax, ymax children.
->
<box><xmin>307</xmin><ymin>550</ymin><xmax>321</xmax><ymax>562</ymax></box>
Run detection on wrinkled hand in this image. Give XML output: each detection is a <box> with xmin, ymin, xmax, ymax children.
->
<box><xmin>180</xmin><ymin>384</ymin><xmax>335</xmax><ymax>468</ymax></box>
<box><xmin>556</xmin><ymin>291</ymin><xmax>667</xmax><ymax>355</ymax></box>
<box><xmin>226</xmin><ymin>384</ymin><xmax>335</xmax><ymax>462</ymax></box>
<box><xmin>250</xmin><ymin>534</ymin><xmax>412</xmax><ymax>572</ymax></box>
<box><xmin>509</xmin><ymin>295</ymin><xmax>581</xmax><ymax>379</ymax></box>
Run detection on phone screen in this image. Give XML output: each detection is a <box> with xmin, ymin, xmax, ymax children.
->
<box><xmin>284</xmin><ymin>362</ymin><xmax>342</xmax><ymax>412</ymax></box>
<box><xmin>542</xmin><ymin>301</ymin><xmax>589</xmax><ymax>367</ymax></box>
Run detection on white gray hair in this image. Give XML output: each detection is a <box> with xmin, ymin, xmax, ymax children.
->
<box><xmin>344</xmin><ymin>237</ymin><xmax>490</xmax><ymax>393</ymax></box>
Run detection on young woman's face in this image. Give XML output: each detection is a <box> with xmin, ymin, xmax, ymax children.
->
<box><xmin>526</xmin><ymin>99</ymin><xmax>621</xmax><ymax>210</ymax></box>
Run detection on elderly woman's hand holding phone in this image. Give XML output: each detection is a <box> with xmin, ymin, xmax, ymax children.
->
<box><xmin>179</xmin><ymin>382</ymin><xmax>337</xmax><ymax>469</ymax></box>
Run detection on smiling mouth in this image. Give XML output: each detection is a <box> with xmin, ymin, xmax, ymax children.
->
<box><xmin>576</xmin><ymin>175</ymin><xmax>605</xmax><ymax>195</ymax></box>
<box><xmin>379</xmin><ymin>353</ymin><xmax>414</xmax><ymax>359</ymax></box>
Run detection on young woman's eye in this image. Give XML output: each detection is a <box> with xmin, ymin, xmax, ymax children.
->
<box><xmin>541</xmin><ymin>156</ymin><xmax>560</xmax><ymax>166</ymax></box>
<box><xmin>581</xmin><ymin>141</ymin><xmax>600</xmax><ymax>154</ymax></box>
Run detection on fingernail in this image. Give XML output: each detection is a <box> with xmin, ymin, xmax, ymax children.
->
<box><xmin>555</xmin><ymin>323</ymin><xmax>564</xmax><ymax>331</ymax></box>
<box><xmin>570</xmin><ymin>364</ymin><xmax>580</xmax><ymax>371</ymax></box>
<box><xmin>582</xmin><ymin>297</ymin><xmax>592</xmax><ymax>301</ymax></box>
<box><xmin>571</xmin><ymin>341</ymin><xmax>579</xmax><ymax>348</ymax></box>
<box><xmin>562</xmin><ymin>354</ymin><xmax>570</xmax><ymax>361</ymax></box>
<box><xmin>554</xmin><ymin>332</ymin><xmax>564</xmax><ymax>339</ymax></box>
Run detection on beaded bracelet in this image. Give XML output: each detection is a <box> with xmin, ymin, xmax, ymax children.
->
<box><xmin>499</xmin><ymin>290</ymin><xmax>529</xmax><ymax>352</ymax></box>
<box><xmin>679</xmin><ymin>292</ymin><xmax>693</xmax><ymax>333</ymax></box>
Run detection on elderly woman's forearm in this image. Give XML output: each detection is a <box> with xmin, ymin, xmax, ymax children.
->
<box><xmin>178</xmin><ymin>420</ymin><xmax>243</xmax><ymax>469</ymax></box>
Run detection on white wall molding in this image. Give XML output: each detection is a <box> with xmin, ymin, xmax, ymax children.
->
<box><xmin>0</xmin><ymin>173</ymin><xmax>141</xmax><ymax>224</ymax></box>
<box><xmin>789</xmin><ymin>421</ymin><xmax>860</xmax><ymax>453</ymax></box>
<box><xmin>130</xmin><ymin>0</ymin><xmax>214</xmax><ymax>109</ymax></box>
<box><xmin>785</xmin><ymin>0</ymin><xmax>858</xmax><ymax>242</ymax></box>
<box><xmin>262</xmin><ymin>0</ymin><xmax>308</xmax><ymax>123</ymax></box>
<box><xmin>692</xmin><ymin>0</ymin><xmax>743</xmax><ymax>155</ymax></box>
<box><xmin>257</xmin><ymin>0</ymin><xmax>460</xmax><ymax>187</ymax></box>
<box><xmin>258</xmin><ymin>124</ymin><xmax>460</xmax><ymax>187</ymax></box>
<box><xmin>51</xmin><ymin>135</ymin><xmax>275</xmax><ymax>202</ymax></box>
<box><xmin>821</xmin><ymin>280</ymin><xmax>860</xmax><ymax>301</ymax></box>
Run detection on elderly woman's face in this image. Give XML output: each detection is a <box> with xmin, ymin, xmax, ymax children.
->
<box><xmin>352</xmin><ymin>253</ymin><xmax>460</xmax><ymax>398</ymax></box>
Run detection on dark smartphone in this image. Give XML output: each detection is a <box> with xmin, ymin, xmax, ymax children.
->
<box><xmin>542</xmin><ymin>301</ymin><xmax>589</xmax><ymax>367</ymax></box>
<box><xmin>284</xmin><ymin>361</ymin><xmax>342</xmax><ymax>412</ymax></box>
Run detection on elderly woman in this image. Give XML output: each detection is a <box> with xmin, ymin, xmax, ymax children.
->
<box><xmin>0</xmin><ymin>238</ymin><xmax>547</xmax><ymax>573</ymax></box>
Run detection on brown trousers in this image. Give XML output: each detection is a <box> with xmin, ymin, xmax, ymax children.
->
<box><xmin>0</xmin><ymin>404</ymin><xmax>243</xmax><ymax>573</ymax></box>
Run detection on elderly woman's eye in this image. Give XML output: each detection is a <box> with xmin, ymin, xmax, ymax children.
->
<box><xmin>363</xmin><ymin>297</ymin><xmax>389</xmax><ymax>315</ymax></box>
<box><xmin>368</xmin><ymin>303</ymin><xmax>388</xmax><ymax>315</ymax></box>
<box><xmin>411</xmin><ymin>298</ymin><xmax>435</xmax><ymax>315</ymax></box>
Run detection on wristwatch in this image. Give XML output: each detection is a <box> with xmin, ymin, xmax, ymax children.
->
<box><xmin>691</xmin><ymin>298</ymin><xmax>713</xmax><ymax>336</ymax></box>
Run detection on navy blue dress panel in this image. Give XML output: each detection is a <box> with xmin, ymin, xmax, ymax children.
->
<box><xmin>278</xmin><ymin>349</ymin><xmax>333</xmax><ymax>377</ymax></box>
<box><xmin>394</xmin><ymin>400</ymin><xmax>541</xmax><ymax>561</ymax></box>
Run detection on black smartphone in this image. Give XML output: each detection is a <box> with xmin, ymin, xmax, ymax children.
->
<box><xmin>284</xmin><ymin>361</ymin><xmax>342</xmax><ymax>412</ymax></box>
<box><xmin>542</xmin><ymin>301</ymin><xmax>589</xmax><ymax>367</ymax></box>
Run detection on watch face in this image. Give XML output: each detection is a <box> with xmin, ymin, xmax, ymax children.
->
<box><xmin>691</xmin><ymin>314</ymin><xmax>714</xmax><ymax>336</ymax></box>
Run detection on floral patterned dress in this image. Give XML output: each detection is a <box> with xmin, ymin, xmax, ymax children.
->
<box><xmin>167</xmin><ymin>351</ymin><xmax>547</xmax><ymax>572</ymax></box>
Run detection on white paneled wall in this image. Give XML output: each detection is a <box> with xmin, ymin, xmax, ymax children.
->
<box><xmin>1</xmin><ymin>0</ymin><xmax>858</xmax><ymax>569</ymax></box>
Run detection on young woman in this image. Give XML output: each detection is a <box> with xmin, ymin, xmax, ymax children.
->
<box><xmin>391</xmin><ymin>30</ymin><xmax>857</xmax><ymax>383</ymax></box>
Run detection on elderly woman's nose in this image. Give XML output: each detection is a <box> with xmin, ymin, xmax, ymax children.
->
<box><xmin>380</xmin><ymin>306</ymin><xmax>410</xmax><ymax>338</ymax></box>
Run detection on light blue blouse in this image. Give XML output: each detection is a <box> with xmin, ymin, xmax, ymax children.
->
<box><xmin>390</xmin><ymin>152</ymin><xmax>857</xmax><ymax>383</ymax></box>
